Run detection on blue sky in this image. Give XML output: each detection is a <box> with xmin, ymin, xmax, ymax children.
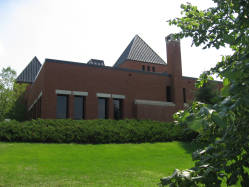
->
<box><xmin>0</xmin><ymin>0</ymin><xmax>231</xmax><ymax>78</ymax></box>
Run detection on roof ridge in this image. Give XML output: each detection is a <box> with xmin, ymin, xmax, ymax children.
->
<box><xmin>114</xmin><ymin>35</ymin><xmax>166</xmax><ymax>67</ymax></box>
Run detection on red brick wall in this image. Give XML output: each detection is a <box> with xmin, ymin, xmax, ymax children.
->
<box><xmin>166</xmin><ymin>40</ymin><xmax>184</xmax><ymax>109</ymax></box>
<box><xmin>119</xmin><ymin>60</ymin><xmax>168</xmax><ymax>73</ymax></box>
<box><xmin>182</xmin><ymin>77</ymin><xmax>197</xmax><ymax>103</ymax></box>
<box><xmin>26</xmin><ymin>37</ymin><xmax>215</xmax><ymax>122</ymax></box>
<box><xmin>136</xmin><ymin>104</ymin><xmax>177</xmax><ymax>122</ymax></box>
<box><xmin>38</xmin><ymin>60</ymin><xmax>174</xmax><ymax>120</ymax></box>
<box><xmin>26</xmin><ymin>64</ymin><xmax>46</xmax><ymax>117</ymax></box>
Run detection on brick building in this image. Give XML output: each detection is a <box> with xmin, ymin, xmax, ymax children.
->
<box><xmin>17</xmin><ymin>34</ymin><xmax>201</xmax><ymax>122</ymax></box>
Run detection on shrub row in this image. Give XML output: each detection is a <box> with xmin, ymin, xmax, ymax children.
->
<box><xmin>0</xmin><ymin>119</ymin><xmax>198</xmax><ymax>143</ymax></box>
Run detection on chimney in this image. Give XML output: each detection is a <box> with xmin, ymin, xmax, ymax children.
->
<box><xmin>166</xmin><ymin>34</ymin><xmax>182</xmax><ymax>78</ymax></box>
<box><xmin>166</xmin><ymin>34</ymin><xmax>183</xmax><ymax>108</ymax></box>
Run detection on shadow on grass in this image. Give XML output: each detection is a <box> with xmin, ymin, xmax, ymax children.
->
<box><xmin>178</xmin><ymin>141</ymin><xmax>198</xmax><ymax>155</ymax></box>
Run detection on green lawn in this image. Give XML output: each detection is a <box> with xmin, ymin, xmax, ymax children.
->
<box><xmin>0</xmin><ymin>142</ymin><xmax>196</xmax><ymax>187</ymax></box>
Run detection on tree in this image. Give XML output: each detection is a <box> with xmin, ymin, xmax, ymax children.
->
<box><xmin>6</xmin><ymin>82</ymin><xmax>28</xmax><ymax>121</ymax></box>
<box><xmin>160</xmin><ymin>0</ymin><xmax>249</xmax><ymax>186</ymax></box>
<box><xmin>0</xmin><ymin>67</ymin><xmax>27</xmax><ymax>121</ymax></box>
<box><xmin>195</xmin><ymin>81</ymin><xmax>220</xmax><ymax>105</ymax></box>
<box><xmin>0</xmin><ymin>67</ymin><xmax>16</xmax><ymax>121</ymax></box>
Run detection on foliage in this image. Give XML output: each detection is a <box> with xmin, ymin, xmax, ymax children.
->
<box><xmin>7</xmin><ymin>82</ymin><xmax>28</xmax><ymax>121</ymax></box>
<box><xmin>160</xmin><ymin>0</ymin><xmax>249</xmax><ymax>186</ymax></box>
<box><xmin>195</xmin><ymin>81</ymin><xmax>220</xmax><ymax>105</ymax></box>
<box><xmin>0</xmin><ymin>119</ymin><xmax>197</xmax><ymax>143</ymax></box>
<box><xmin>0</xmin><ymin>67</ymin><xmax>28</xmax><ymax>121</ymax></box>
<box><xmin>0</xmin><ymin>67</ymin><xmax>16</xmax><ymax>121</ymax></box>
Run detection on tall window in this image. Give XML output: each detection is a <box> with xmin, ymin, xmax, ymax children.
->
<box><xmin>166</xmin><ymin>86</ymin><xmax>172</xmax><ymax>102</ymax></box>
<box><xmin>113</xmin><ymin>99</ymin><xmax>123</xmax><ymax>120</ymax></box>
<box><xmin>147</xmin><ymin>66</ymin><xmax>150</xmax><ymax>71</ymax></box>
<box><xmin>183</xmin><ymin>88</ymin><xmax>186</xmax><ymax>103</ymax></box>
<box><xmin>142</xmin><ymin>65</ymin><xmax>145</xmax><ymax>71</ymax></box>
<box><xmin>152</xmin><ymin>66</ymin><xmax>155</xmax><ymax>72</ymax></box>
<box><xmin>56</xmin><ymin>95</ymin><xmax>68</xmax><ymax>119</ymax></box>
<box><xmin>74</xmin><ymin>96</ymin><xmax>85</xmax><ymax>119</ymax></box>
<box><xmin>98</xmin><ymin>98</ymin><xmax>108</xmax><ymax>119</ymax></box>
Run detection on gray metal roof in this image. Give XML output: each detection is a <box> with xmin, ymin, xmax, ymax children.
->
<box><xmin>114</xmin><ymin>35</ymin><xmax>166</xmax><ymax>67</ymax></box>
<box><xmin>16</xmin><ymin>56</ymin><xmax>42</xmax><ymax>83</ymax></box>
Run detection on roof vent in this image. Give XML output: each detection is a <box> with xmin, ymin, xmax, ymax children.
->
<box><xmin>87</xmin><ymin>59</ymin><xmax>105</xmax><ymax>66</ymax></box>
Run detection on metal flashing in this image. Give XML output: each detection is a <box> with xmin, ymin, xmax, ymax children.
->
<box><xmin>55</xmin><ymin>90</ymin><xmax>71</xmax><ymax>95</ymax></box>
<box><xmin>112</xmin><ymin>94</ymin><xmax>125</xmax><ymax>99</ymax></box>
<box><xmin>72</xmin><ymin>91</ymin><xmax>88</xmax><ymax>96</ymax></box>
<box><xmin>96</xmin><ymin>93</ymin><xmax>111</xmax><ymax>98</ymax></box>
<box><xmin>134</xmin><ymin>99</ymin><xmax>176</xmax><ymax>107</ymax></box>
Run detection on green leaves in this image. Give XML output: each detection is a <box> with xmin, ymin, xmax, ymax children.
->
<box><xmin>161</xmin><ymin>0</ymin><xmax>249</xmax><ymax>186</ymax></box>
<box><xmin>211</xmin><ymin>112</ymin><xmax>225</xmax><ymax>129</ymax></box>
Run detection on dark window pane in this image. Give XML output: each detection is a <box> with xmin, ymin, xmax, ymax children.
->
<box><xmin>56</xmin><ymin>95</ymin><xmax>68</xmax><ymax>119</ymax></box>
<box><xmin>142</xmin><ymin>65</ymin><xmax>145</xmax><ymax>71</ymax></box>
<box><xmin>166</xmin><ymin>86</ymin><xmax>172</xmax><ymax>102</ymax></box>
<box><xmin>114</xmin><ymin>99</ymin><xmax>123</xmax><ymax>120</ymax></box>
<box><xmin>74</xmin><ymin>96</ymin><xmax>84</xmax><ymax>119</ymax></box>
<box><xmin>183</xmin><ymin>88</ymin><xmax>186</xmax><ymax>103</ymax></box>
<box><xmin>147</xmin><ymin>66</ymin><xmax>150</xmax><ymax>71</ymax></box>
<box><xmin>98</xmin><ymin>98</ymin><xmax>108</xmax><ymax>119</ymax></box>
<box><xmin>152</xmin><ymin>67</ymin><xmax>155</xmax><ymax>72</ymax></box>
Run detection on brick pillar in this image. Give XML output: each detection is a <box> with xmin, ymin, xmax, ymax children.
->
<box><xmin>108</xmin><ymin>98</ymin><xmax>114</xmax><ymax>120</ymax></box>
<box><xmin>85</xmin><ymin>94</ymin><xmax>98</xmax><ymax>119</ymax></box>
<box><xmin>68</xmin><ymin>95</ymin><xmax>74</xmax><ymax>119</ymax></box>
<box><xmin>166</xmin><ymin>34</ymin><xmax>184</xmax><ymax>109</ymax></box>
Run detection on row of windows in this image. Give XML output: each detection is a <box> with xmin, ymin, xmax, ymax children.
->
<box><xmin>32</xmin><ymin>87</ymin><xmax>187</xmax><ymax>119</ymax></box>
<box><xmin>166</xmin><ymin>86</ymin><xmax>187</xmax><ymax>103</ymax></box>
<box><xmin>56</xmin><ymin>95</ymin><xmax>123</xmax><ymax>120</ymax></box>
<box><xmin>142</xmin><ymin>65</ymin><xmax>155</xmax><ymax>72</ymax></box>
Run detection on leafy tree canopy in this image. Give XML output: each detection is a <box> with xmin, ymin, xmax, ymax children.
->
<box><xmin>195</xmin><ymin>81</ymin><xmax>220</xmax><ymax>105</ymax></box>
<box><xmin>160</xmin><ymin>0</ymin><xmax>249</xmax><ymax>186</ymax></box>
<box><xmin>0</xmin><ymin>67</ymin><xmax>27</xmax><ymax>121</ymax></box>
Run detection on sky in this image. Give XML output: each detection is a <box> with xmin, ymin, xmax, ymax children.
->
<box><xmin>0</xmin><ymin>0</ymin><xmax>231</xmax><ymax>78</ymax></box>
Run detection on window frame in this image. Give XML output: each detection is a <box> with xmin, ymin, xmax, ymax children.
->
<box><xmin>73</xmin><ymin>96</ymin><xmax>85</xmax><ymax>120</ymax></box>
<box><xmin>183</xmin><ymin>88</ymin><xmax>187</xmax><ymax>103</ymax></box>
<box><xmin>166</xmin><ymin>86</ymin><xmax>172</xmax><ymax>102</ymax></box>
<box><xmin>98</xmin><ymin>97</ymin><xmax>109</xmax><ymax>119</ymax></box>
<box><xmin>147</xmin><ymin>66</ymin><xmax>150</xmax><ymax>71</ymax></box>
<box><xmin>56</xmin><ymin>94</ymin><xmax>69</xmax><ymax>119</ymax></box>
<box><xmin>113</xmin><ymin>99</ymin><xmax>123</xmax><ymax>120</ymax></box>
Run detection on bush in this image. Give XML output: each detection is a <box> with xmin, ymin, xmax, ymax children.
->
<box><xmin>0</xmin><ymin>119</ymin><xmax>198</xmax><ymax>144</ymax></box>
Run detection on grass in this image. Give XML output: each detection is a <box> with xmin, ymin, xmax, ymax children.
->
<box><xmin>0</xmin><ymin>142</ymin><xmax>195</xmax><ymax>187</ymax></box>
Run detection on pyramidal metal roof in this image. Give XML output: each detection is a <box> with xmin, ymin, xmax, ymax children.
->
<box><xmin>114</xmin><ymin>35</ymin><xmax>166</xmax><ymax>67</ymax></box>
<box><xmin>16</xmin><ymin>56</ymin><xmax>42</xmax><ymax>83</ymax></box>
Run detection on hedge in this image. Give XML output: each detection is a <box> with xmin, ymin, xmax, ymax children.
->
<box><xmin>0</xmin><ymin>119</ymin><xmax>198</xmax><ymax>143</ymax></box>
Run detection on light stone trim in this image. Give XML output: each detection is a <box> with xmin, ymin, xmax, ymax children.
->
<box><xmin>96</xmin><ymin>93</ymin><xmax>111</xmax><ymax>98</ymax></box>
<box><xmin>134</xmin><ymin>99</ymin><xmax>176</xmax><ymax>107</ymax></box>
<box><xmin>55</xmin><ymin>89</ymin><xmax>71</xmax><ymax>95</ymax></box>
<box><xmin>72</xmin><ymin>91</ymin><xmax>88</xmax><ymax>96</ymax></box>
<box><xmin>111</xmin><ymin>94</ymin><xmax>125</xmax><ymax>99</ymax></box>
<box><xmin>28</xmin><ymin>91</ymin><xmax>43</xmax><ymax>111</ymax></box>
